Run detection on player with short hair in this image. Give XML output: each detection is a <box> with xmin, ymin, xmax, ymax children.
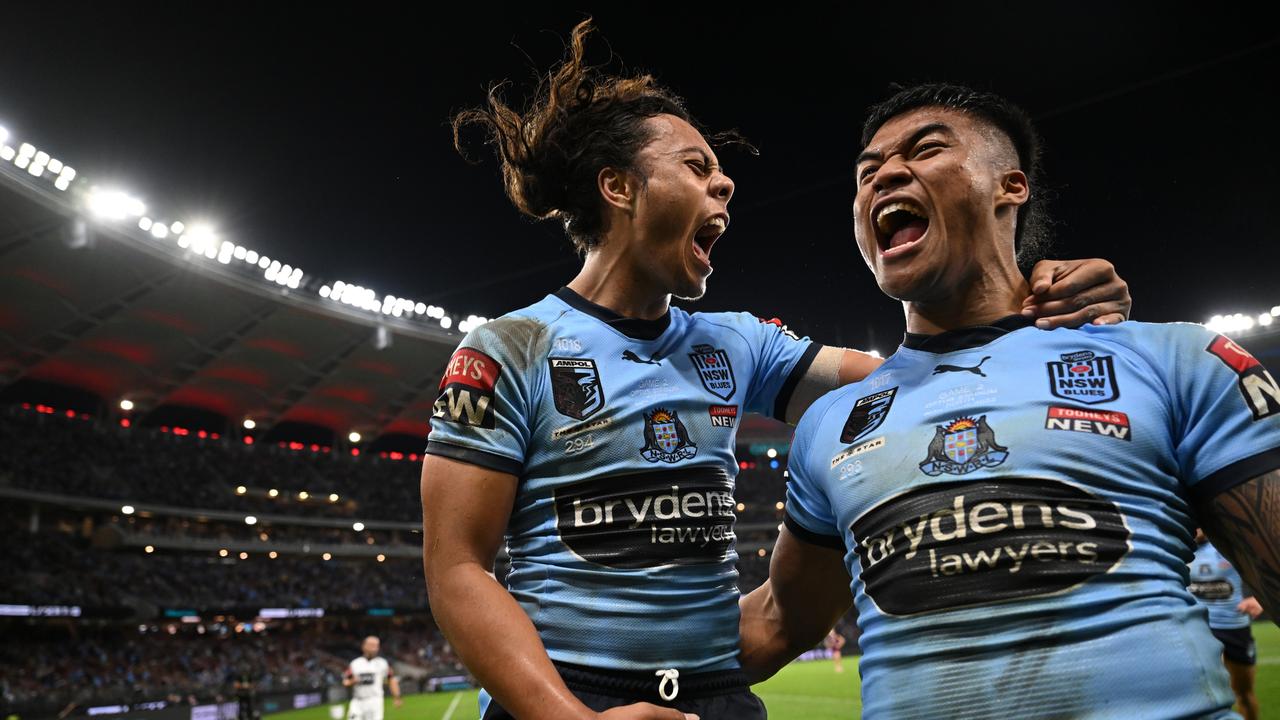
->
<box><xmin>343</xmin><ymin>636</ymin><xmax>401</xmax><ymax>720</ymax></box>
<box><xmin>739</xmin><ymin>82</ymin><xmax>1280</xmax><ymax>718</ymax></box>
<box><xmin>423</xmin><ymin>21</ymin><xmax>1132</xmax><ymax>720</ymax></box>
<box><xmin>1192</xmin><ymin>529</ymin><xmax>1265</xmax><ymax>720</ymax></box>
<box><xmin>824</xmin><ymin>629</ymin><xmax>846</xmax><ymax>674</ymax></box>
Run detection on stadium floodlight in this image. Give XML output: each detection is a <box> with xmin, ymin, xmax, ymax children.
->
<box><xmin>219</xmin><ymin>549</ymin><xmax>229</xmax><ymax>557</ymax></box>
<box><xmin>87</xmin><ymin>187</ymin><xmax>146</xmax><ymax>221</ymax></box>
<box><xmin>235</xmin><ymin>485</ymin><xmax>247</xmax><ymax>494</ymax></box>
<box><xmin>757</xmin><ymin>548</ymin><xmax>767</xmax><ymax>557</ymax></box>
<box><xmin>329</xmin><ymin>493</ymin><xmax>339</xmax><ymax>503</ymax></box>
<box><xmin>121</xmin><ymin>505</ymin><xmax>135</xmax><ymax>515</ymax></box>
<box><xmin>269</xmin><ymin>551</ymin><xmax>278</xmax><ymax>559</ymax></box>
<box><xmin>14</xmin><ymin>155</ymin><xmax>29</xmax><ymax>169</ymax></box>
<box><xmin>33</xmin><ymin>150</ymin><xmax>49</xmax><ymax>165</ymax></box>
<box><xmin>377</xmin><ymin>554</ymin><xmax>386</xmax><ymax>563</ymax></box>
<box><xmin>440</xmin><ymin>316</ymin><xmax>452</xmax><ymax>330</ymax></box>
<box><xmin>244</xmin><ymin>516</ymin><xmax>257</xmax><ymax>525</ymax></box>
<box><xmin>233</xmin><ymin>245</ymin><xmax>247</xmax><ymax>260</ymax></box>
<box><xmin>242</xmin><ymin>418</ymin><xmax>256</xmax><ymax>430</ymax></box>
<box><xmin>27</xmin><ymin>162</ymin><xmax>44</xmax><ymax>177</ymax></box>
<box><xmin>298</xmin><ymin>491</ymin><xmax>309</xmax><ymax>500</ymax></box>
<box><xmin>150</xmin><ymin>223</ymin><xmax>169</xmax><ymax>239</ymax></box>
<box><xmin>119</xmin><ymin>399</ymin><xmax>134</xmax><ymax>411</ymax></box>
<box><xmin>257</xmin><ymin>256</ymin><xmax>270</xmax><ymax>269</ymax></box>
<box><xmin>54</xmin><ymin>176</ymin><xmax>71</xmax><ymax>191</ymax></box>
<box><xmin>59</xmin><ymin>166</ymin><xmax>76</xmax><ymax>182</ymax></box>
<box><xmin>239</xmin><ymin>552</ymin><xmax>248</xmax><ymax>560</ymax></box>
<box><xmin>170</xmin><ymin>221</ymin><xmax>185</xmax><ymax>234</ymax></box>
<box><xmin>415</xmin><ymin>302</ymin><xmax>426</xmax><ymax>315</ymax></box>
<box><xmin>322</xmin><ymin>553</ymin><xmax>332</xmax><ymax>561</ymax></box>
<box><xmin>0</xmin><ymin>146</ymin><xmax>13</xmax><ymax>161</ymax></box>
<box><xmin>144</xmin><ymin>545</ymin><xmax>155</xmax><ymax>554</ymax></box>
<box><xmin>47</xmin><ymin>158</ymin><xmax>63</xmax><ymax>174</ymax></box>
<box><xmin>319</xmin><ymin>285</ymin><xmax>331</xmax><ymax>298</ymax></box>
<box><xmin>267</xmin><ymin>488</ymin><xmax>279</xmax><ymax>498</ymax></box>
<box><xmin>775</xmin><ymin>501</ymin><xmax>784</xmax><ymax>510</ymax></box>
<box><xmin>1261</xmin><ymin>314</ymin><xmax>1274</xmax><ymax>327</ymax></box>
<box><xmin>348</xmin><ymin>431</ymin><xmax>361</xmax><ymax>443</ymax></box>
<box><xmin>17</xmin><ymin>143</ymin><xmax>34</xmax><ymax>158</ymax></box>
<box><xmin>766</xmin><ymin>448</ymin><xmax>778</xmax><ymax>458</ymax></box>
<box><xmin>245</xmin><ymin>250</ymin><xmax>259</xmax><ymax>265</ymax></box>
<box><xmin>869</xmin><ymin>349</ymin><xmax>883</xmax><ymax>358</ymax></box>
<box><xmin>138</xmin><ymin>217</ymin><xmax>153</xmax><ymax>231</ymax></box>
<box><xmin>736</xmin><ymin>502</ymin><xmax>746</xmax><ymax>512</ymax></box>
<box><xmin>352</xmin><ymin>522</ymin><xmax>365</xmax><ymax>532</ymax></box>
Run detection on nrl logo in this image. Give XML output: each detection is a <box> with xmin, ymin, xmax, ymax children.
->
<box><xmin>640</xmin><ymin>407</ymin><xmax>698</xmax><ymax>463</ymax></box>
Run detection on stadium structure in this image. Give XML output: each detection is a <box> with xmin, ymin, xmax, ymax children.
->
<box><xmin>1</xmin><ymin>118</ymin><xmax>1277</xmax><ymax>720</ymax></box>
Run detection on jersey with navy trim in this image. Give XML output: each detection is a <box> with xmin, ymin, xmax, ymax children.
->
<box><xmin>426</xmin><ymin>287</ymin><xmax>820</xmax><ymax>672</ymax></box>
<box><xmin>1190</xmin><ymin>541</ymin><xmax>1251</xmax><ymax>630</ymax></box>
<box><xmin>785</xmin><ymin>318</ymin><xmax>1280</xmax><ymax>719</ymax></box>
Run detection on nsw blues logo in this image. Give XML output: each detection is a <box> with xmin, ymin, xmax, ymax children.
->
<box><xmin>919</xmin><ymin>415</ymin><xmax>1009</xmax><ymax>476</ymax></box>
<box><xmin>1047</xmin><ymin>350</ymin><xmax>1119</xmax><ymax>405</ymax></box>
<box><xmin>689</xmin><ymin>344</ymin><xmax>737</xmax><ymax>401</ymax></box>
<box><xmin>640</xmin><ymin>407</ymin><xmax>698</xmax><ymax>463</ymax></box>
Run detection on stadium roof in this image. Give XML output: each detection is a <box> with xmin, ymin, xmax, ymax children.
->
<box><xmin>0</xmin><ymin>160</ymin><xmax>459</xmax><ymax>440</ymax></box>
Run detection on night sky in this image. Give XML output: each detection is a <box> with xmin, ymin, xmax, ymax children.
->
<box><xmin>1</xmin><ymin>5</ymin><xmax>1277</xmax><ymax>352</ymax></box>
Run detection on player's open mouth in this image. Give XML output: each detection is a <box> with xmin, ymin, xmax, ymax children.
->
<box><xmin>873</xmin><ymin>199</ymin><xmax>929</xmax><ymax>259</ymax></box>
<box><xmin>692</xmin><ymin>214</ymin><xmax>728</xmax><ymax>269</ymax></box>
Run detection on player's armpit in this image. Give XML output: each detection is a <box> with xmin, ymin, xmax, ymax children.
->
<box><xmin>1199</xmin><ymin>469</ymin><xmax>1280</xmax><ymax>624</ymax></box>
<box><xmin>738</xmin><ymin>526</ymin><xmax>852</xmax><ymax>683</ymax></box>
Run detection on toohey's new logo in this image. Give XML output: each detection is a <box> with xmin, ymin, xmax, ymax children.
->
<box><xmin>851</xmin><ymin>478</ymin><xmax>1130</xmax><ymax>615</ymax></box>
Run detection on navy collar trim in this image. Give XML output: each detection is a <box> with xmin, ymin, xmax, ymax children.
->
<box><xmin>554</xmin><ymin>287</ymin><xmax>672</xmax><ymax>341</ymax></box>
<box><xmin>902</xmin><ymin>314</ymin><xmax>1035</xmax><ymax>353</ymax></box>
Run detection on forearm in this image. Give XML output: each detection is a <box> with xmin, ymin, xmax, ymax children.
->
<box><xmin>1200</xmin><ymin>470</ymin><xmax>1280</xmax><ymax>625</ymax></box>
<box><xmin>429</xmin><ymin>561</ymin><xmax>591</xmax><ymax>720</ymax></box>
<box><xmin>739</xmin><ymin>579</ymin><xmax>842</xmax><ymax>683</ymax></box>
<box><xmin>389</xmin><ymin>677</ymin><xmax>400</xmax><ymax>699</ymax></box>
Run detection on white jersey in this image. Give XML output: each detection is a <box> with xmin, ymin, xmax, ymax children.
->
<box><xmin>347</xmin><ymin>656</ymin><xmax>392</xmax><ymax>701</ymax></box>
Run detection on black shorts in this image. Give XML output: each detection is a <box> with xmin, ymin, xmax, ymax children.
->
<box><xmin>1212</xmin><ymin>626</ymin><xmax>1257</xmax><ymax>666</ymax></box>
<box><xmin>480</xmin><ymin>662</ymin><xmax>767</xmax><ymax>720</ymax></box>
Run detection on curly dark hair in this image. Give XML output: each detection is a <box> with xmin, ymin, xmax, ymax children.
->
<box><xmin>860</xmin><ymin>83</ymin><xmax>1053</xmax><ymax>265</ymax></box>
<box><xmin>452</xmin><ymin>19</ymin><xmax>702</xmax><ymax>253</ymax></box>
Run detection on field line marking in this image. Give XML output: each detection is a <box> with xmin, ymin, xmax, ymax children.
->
<box><xmin>441</xmin><ymin>692</ymin><xmax>463</xmax><ymax>720</ymax></box>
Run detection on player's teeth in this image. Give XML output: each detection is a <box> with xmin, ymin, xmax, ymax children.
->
<box><xmin>875</xmin><ymin>202</ymin><xmax>926</xmax><ymax>233</ymax></box>
<box><xmin>705</xmin><ymin>217</ymin><xmax>726</xmax><ymax>232</ymax></box>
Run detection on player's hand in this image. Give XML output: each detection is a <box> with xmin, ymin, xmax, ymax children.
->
<box><xmin>1238</xmin><ymin>596</ymin><xmax>1264</xmax><ymax>619</ymax></box>
<box><xmin>1021</xmin><ymin>259</ymin><xmax>1130</xmax><ymax>329</ymax></box>
<box><xmin>597</xmin><ymin>704</ymin><xmax>698</xmax><ymax>720</ymax></box>
<box><xmin>393</xmin><ymin>697</ymin><xmax>403</xmax><ymax>708</ymax></box>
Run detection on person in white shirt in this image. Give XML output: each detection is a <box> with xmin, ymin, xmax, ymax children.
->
<box><xmin>343</xmin><ymin>636</ymin><xmax>402</xmax><ymax>720</ymax></box>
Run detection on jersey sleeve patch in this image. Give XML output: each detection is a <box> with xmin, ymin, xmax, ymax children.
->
<box><xmin>433</xmin><ymin>348</ymin><xmax>503</xmax><ymax>429</ymax></box>
<box><xmin>1205</xmin><ymin>335</ymin><xmax>1280</xmax><ymax>420</ymax></box>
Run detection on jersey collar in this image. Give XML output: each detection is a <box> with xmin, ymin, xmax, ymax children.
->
<box><xmin>902</xmin><ymin>314</ymin><xmax>1035</xmax><ymax>353</ymax></box>
<box><xmin>554</xmin><ymin>287</ymin><xmax>672</xmax><ymax>341</ymax></box>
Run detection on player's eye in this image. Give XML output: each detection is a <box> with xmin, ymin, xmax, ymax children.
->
<box><xmin>912</xmin><ymin>141</ymin><xmax>945</xmax><ymax>158</ymax></box>
<box><xmin>858</xmin><ymin>165</ymin><xmax>878</xmax><ymax>184</ymax></box>
<box><xmin>687</xmin><ymin>160</ymin><xmax>709</xmax><ymax>176</ymax></box>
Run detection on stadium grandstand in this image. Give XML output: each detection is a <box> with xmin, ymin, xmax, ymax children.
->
<box><xmin>0</xmin><ymin>124</ymin><xmax>836</xmax><ymax>719</ymax></box>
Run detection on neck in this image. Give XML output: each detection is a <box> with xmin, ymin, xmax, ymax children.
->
<box><xmin>904</xmin><ymin>249</ymin><xmax>1028</xmax><ymax>335</ymax></box>
<box><xmin>567</xmin><ymin>233</ymin><xmax>671</xmax><ymax>320</ymax></box>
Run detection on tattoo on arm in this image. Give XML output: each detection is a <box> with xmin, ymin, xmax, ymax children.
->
<box><xmin>1200</xmin><ymin>470</ymin><xmax>1280</xmax><ymax>619</ymax></box>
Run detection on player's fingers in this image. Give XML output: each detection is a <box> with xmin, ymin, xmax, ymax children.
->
<box><xmin>1031</xmin><ymin>301</ymin><xmax>1129</xmax><ymax>330</ymax></box>
<box><xmin>1022</xmin><ymin>282</ymin><xmax>1126</xmax><ymax>320</ymax></box>
<box><xmin>1028</xmin><ymin>259</ymin><xmax>1122</xmax><ymax>302</ymax></box>
<box><xmin>1026</xmin><ymin>260</ymin><xmax>1063</xmax><ymax>296</ymax></box>
<box><xmin>1091</xmin><ymin>312</ymin><xmax>1126</xmax><ymax>326</ymax></box>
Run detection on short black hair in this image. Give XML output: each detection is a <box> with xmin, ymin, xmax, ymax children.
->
<box><xmin>861</xmin><ymin>83</ymin><xmax>1051</xmax><ymax>265</ymax></box>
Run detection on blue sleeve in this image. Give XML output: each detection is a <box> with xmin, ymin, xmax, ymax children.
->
<box><xmin>424</xmin><ymin>319</ymin><xmax>535</xmax><ymax>476</ymax></box>
<box><xmin>783</xmin><ymin>395</ymin><xmax>845</xmax><ymax>550</ymax></box>
<box><xmin>1161</xmin><ymin>325</ymin><xmax>1280</xmax><ymax>502</ymax></box>
<box><xmin>735</xmin><ymin>314</ymin><xmax>822</xmax><ymax>421</ymax></box>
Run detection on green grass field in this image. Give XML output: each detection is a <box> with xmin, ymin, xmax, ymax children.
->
<box><xmin>271</xmin><ymin>623</ymin><xmax>1280</xmax><ymax>719</ymax></box>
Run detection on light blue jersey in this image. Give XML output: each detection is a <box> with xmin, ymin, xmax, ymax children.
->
<box><xmin>1190</xmin><ymin>541</ymin><xmax>1251</xmax><ymax>631</ymax></box>
<box><xmin>786</xmin><ymin>316</ymin><xmax>1280</xmax><ymax>719</ymax></box>
<box><xmin>426</xmin><ymin>287</ymin><xmax>820</xmax><ymax>674</ymax></box>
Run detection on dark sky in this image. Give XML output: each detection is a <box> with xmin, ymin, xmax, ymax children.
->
<box><xmin>1</xmin><ymin>4</ymin><xmax>1277</xmax><ymax>351</ymax></box>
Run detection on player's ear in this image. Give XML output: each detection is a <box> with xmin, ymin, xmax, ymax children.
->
<box><xmin>598</xmin><ymin>166</ymin><xmax>637</xmax><ymax>215</ymax></box>
<box><xmin>995</xmin><ymin>168</ymin><xmax>1029</xmax><ymax>211</ymax></box>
